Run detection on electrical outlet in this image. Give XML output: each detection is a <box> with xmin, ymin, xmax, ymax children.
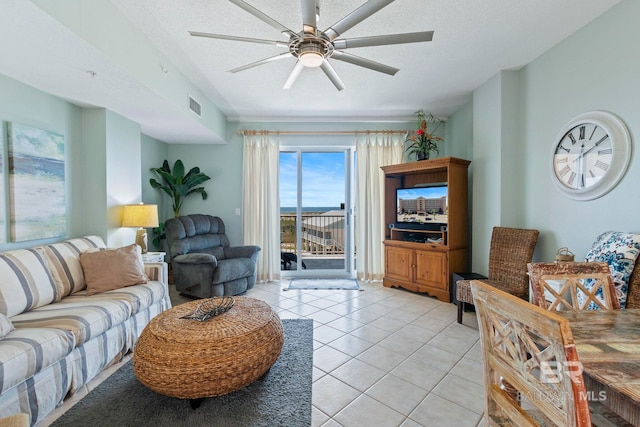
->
<box><xmin>235</xmin><ymin>208</ymin><xmax>241</xmax><ymax>216</ymax></box>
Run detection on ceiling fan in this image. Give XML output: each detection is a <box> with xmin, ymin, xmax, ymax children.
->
<box><xmin>189</xmin><ymin>0</ymin><xmax>434</xmax><ymax>91</ymax></box>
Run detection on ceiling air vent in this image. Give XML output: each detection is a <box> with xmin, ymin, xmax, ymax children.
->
<box><xmin>188</xmin><ymin>95</ymin><xmax>202</xmax><ymax>117</ymax></box>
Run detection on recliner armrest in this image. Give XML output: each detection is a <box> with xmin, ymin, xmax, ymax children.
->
<box><xmin>173</xmin><ymin>253</ymin><xmax>218</xmax><ymax>268</ymax></box>
<box><xmin>224</xmin><ymin>245</ymin><xmax>261</xmax><ymax>260</ymax></box>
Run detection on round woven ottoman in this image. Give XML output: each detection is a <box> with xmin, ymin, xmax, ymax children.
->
<box><xmin>133</xmin><ymin>296</ymin><xmax>284</xmax><ymax>404</ymax></box>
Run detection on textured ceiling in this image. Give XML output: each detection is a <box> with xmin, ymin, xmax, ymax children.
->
<box><xmin>0</xmin><ymin>0</ymin><xmax>622</xmax><ymax>142</ymax></box>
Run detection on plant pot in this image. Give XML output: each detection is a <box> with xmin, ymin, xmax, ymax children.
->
<box><xmin>416</xmin><ymin>152</ymin><xmax>430</xmax><ymax>161</ymax></box>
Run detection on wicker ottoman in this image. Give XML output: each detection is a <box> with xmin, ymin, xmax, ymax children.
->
<box><xmin>133</xmin><ymin>296</ymin><xmax>284</xmax><ymax>404</ymax></box>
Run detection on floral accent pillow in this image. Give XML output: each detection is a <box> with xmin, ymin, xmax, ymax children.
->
<box><xmin>584</xmin><ymin>231</ymin><xmax>640</xmax><ymax>309</ymax></box>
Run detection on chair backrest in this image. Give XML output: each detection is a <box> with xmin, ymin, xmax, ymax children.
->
<box><xmin>624</xmin><ymin>258</ymin><xmax>640</xmax><ymax>309</ymax></box>
<box><xmin>164</xmin><ymin>214</ymin><xmax>230</xmax><ymax>260</ymax></box>
<box><xmin>487</xmin><ymin>227</ymin><xmax>540</xmax><ymax>294</ymax></box>
<box><xmin>470</xmin><ymin>279</ymin><xmax>591</xmax><ymax>427</ymax></box>
<box><xmin>528</xmin><ymin>262</ymin><xmax>620</xmax><ymax>311</ymax></box>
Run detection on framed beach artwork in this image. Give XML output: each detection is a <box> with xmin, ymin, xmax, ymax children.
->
<box><xmin>7</xmin><ymin>122</ymin><xmax>66</xmax><ymax>242</ymax></box>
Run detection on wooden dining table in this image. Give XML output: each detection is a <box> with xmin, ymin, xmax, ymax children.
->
<box><xmin>559</xmin><ymin>309</ymin><xmax>640</xmax><ymax>426</ymax></box>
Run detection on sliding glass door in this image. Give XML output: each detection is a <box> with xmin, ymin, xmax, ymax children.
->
<box><xmin>280</xmin><ymin>148</ymin><xmax>354</xmax><ymax>278</ymax></box>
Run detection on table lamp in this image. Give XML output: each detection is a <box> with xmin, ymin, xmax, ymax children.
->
<box><xmin>122</xmin><ymin>203</ymin><xmax>159</xmax><ymax>254</ymax></box>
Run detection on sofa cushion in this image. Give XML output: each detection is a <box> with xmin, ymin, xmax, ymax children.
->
<box><xmin>43</xmin><ymin>235</ymin><xmax>107</xmax><ymax>297</ymax></box>
<box><xmin>585</xmin><ymin>231</ymin><xmax>640</xmax><ymax>309</ymax></box>
<box><xmin>0</xmin><ymin>314</ymin><xmax>14</xmax><ymax>339</ymax></box>
<box><xmin>11</xmin><ymin>297</ymin><xmax>132</xmax><ymax>346</ymax></box>
<box><xmin>80</xmin><ymin>244</ymin><xmax>147</xmax><ymax>296</ymax></box>
<box><xmin>212</xmin><ymin>258</ymin><xmax>255</xmax><ymax>284</ymax></box>
<box><xmin>0</xmin><ymin>327</ymin><xmax>75</xmax><ymax>394</ymax></box>
<box><xmin>0</xmin><ymin>248</ymin><xmax>59</xmax><ymax>317</ymax></box>
<box><xmin>66</xmin><ymin>281</ymin><xmax>167</xmax><ymax>317</ymax></box>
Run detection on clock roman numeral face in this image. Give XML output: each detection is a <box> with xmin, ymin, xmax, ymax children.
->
<box><xmin>553</xmin><ymin>123</ymin><xmax>612</xmax><ymax>190</ymax></box>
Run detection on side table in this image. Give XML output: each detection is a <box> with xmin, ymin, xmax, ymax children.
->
<box><xmin>142</xmin><ymin>251</ymin><xmax>165</xmax><ymax>263</ymax></box>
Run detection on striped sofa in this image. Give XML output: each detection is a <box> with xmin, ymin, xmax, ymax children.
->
<box><xmin>0</xmin><ymin>236</ymin><xmax>171</xmax><ymax>425</ymax></box>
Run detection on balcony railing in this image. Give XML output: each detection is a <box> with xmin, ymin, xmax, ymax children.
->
<box><xmin>281</xmin><ymin>213</ymin><xmax>350</xmax><ymax>256</ymax></box>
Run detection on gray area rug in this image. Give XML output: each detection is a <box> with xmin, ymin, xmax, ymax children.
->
<box><xmin>51</xmin><ymin>319</ymin><xmax>313</xmax><ymax>427</ymax></box>
<box><xmin>287</xmin><ymin>278</ymin><xmax>360</xmax><ymax>290</ymax></box>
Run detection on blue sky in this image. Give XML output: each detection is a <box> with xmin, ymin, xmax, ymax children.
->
<box><xmin>280</xmin><ymin>152</ymin><xmax>345</xmax><ymax>208</ymax></box>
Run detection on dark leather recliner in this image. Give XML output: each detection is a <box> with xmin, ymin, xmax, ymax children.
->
<box><xmin>165</xmin><ymin>214</ymin><xmax>260</xmax><ymax>298</ymax></box>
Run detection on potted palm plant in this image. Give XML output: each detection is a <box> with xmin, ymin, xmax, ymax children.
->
<box><xmin>405</xmin><ymin>110</ymin><xmax>444</xmax><ymax>161</ymax></box>
<box><xmin>149</xmin><ymin>159</ymin><xmax>211</xmax><ymax>246</ymax></box>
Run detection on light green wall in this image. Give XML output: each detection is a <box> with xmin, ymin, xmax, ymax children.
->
<box><xmin>140</xmin><ymin>134</ymin><xmax>169</xmax><ymax>251</ymax></box>
<box><xmin>81</xmin><ymin>108</ymin><xmax>143</xmax><ymax>247</ymax></box>
<box><xmin>105</xmin><ymin>110</ymin><xmax>142</xmax><ymax>247</ymax></box>
<box><xmin>0</xmin><ymin>74</ymin><xmax>84</xmax><ymax>250</ymax></box>
<box><xmin>0</xmin><ymin>74</ymin><xmax>147</xmax><ymax>250</ymax></box>
<box><xmin>458</xmin><ymin>0</ymin><xmax>640</xmax><ymax>273</ymax></box>
<box><xmin>520</xmin><ymin>0</ymin><xmax>640</xmax><ymax>262</ymax></box>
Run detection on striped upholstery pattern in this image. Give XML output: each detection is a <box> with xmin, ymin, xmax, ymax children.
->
<box><xmin>61</xmin><ymin>280</ymin><xmax>167</xmax><ymax>320</ymax></box>
<box><xmin>43</xmin><ymin>236</ymin><xmax>106</xmax><ymax>297</ymax></box>
<box><xmin>126</xmin><ymin>298</ymin><xmax>171</xmax><ymax>350</ymax></box>
<box><xmin>0</xmin><ymin>328</ymin><xmax>75</xmax><ymax>394</ymax></box>
<box><xmin>11</xmin><ymin>298</ymin><xmax>132</xmax><ymax>347</ymax></box>
<box><xmin>68</xmin><ymin>323</ymin><xmax>129</xmax><ymax>395</ymax></box>
<box><xmin>0</xmin><ymin>249</ymin><xmax>59</xmax><ymax>318</ymax></box>
<box><xmin>0</xmin><ymin>314</ymin><xmax>13</xmax><ymax>339</ymax></box>
<box><xmin>0</xmin><ymin>234</ymin><xmax>172</xmax><ymax>424</ymax></box>
<box><xmin>144</xmin><ymin>262</ymin><xmax>168</xmax><ymax>284</ymax></box>
<box><xmin>0</xmin><ymin>356</ymin><xmax>72</xmax><ymax>425</ymax></box>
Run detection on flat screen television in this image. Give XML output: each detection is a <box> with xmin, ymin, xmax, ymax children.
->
<box><xmin>396</xmin><ymin>184</ymin><xmax>448</xmax><ymax>226</ymax></box>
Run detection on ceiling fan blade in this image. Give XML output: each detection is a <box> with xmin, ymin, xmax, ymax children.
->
<box><xmin>229</xmin><ymin>52</ymin><xmax>293</xmax><ymax>73</ymax></box>
<box><xmin>320</xmin><ymin>61</ymin><xmax>345</xmax><ymax>91</ymax></box>
<box><xmin>324</xmin><ymin>0</ymin><xmax>395</xmax><ymax>41</ymax></box>
<box><xmin>189</xmin><ymin>31</ymin><xmax>289</xmax><ymax>47</ymax></box>
<box><xmin>332</xmin><ymin>31</ymin><xmax>434</xmax><ymax>49</ymax></box>
<box><xmin>283</xmin><ymin>62</ymin><xmax>305</xmax><ymax>89</ymax></box>
<box><xmin>301</xmin><ymin>0</ymin><xmax>318</xmax><ymax>33</ymax></box>
<box><xmin>228</xmin><ymin>0</ymin><xmax>297</xmax><ymax>38</ymax></box>
<box><xmin>331</xmin><ymin>50</ymin><xmax>398</xmax><ymax>75</ymax></box>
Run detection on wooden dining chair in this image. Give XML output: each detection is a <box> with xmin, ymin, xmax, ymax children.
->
<box><xmin>456</xmin><ymin>226</ymin><xmax>539</xmax><ymax>323</ymax></box>
<box><xmin>471</xmin><ymin>280</ymin><xmax>633</xmax><ymax>427</ymax></box>
<box><xmin>527</xmin><ymin>262</ymin><xmax>620</xmax><ymax>311</ymax></box>
<box><xmin>471</xmin><ymin>279</ymin><xmax>592</xmax><ymax>426</ymax></box>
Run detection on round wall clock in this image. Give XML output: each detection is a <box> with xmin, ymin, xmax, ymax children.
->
<box><xmin>551</xmin><ymin>110</ymin><xmax>631</xmax><ymax>201</ymax></box>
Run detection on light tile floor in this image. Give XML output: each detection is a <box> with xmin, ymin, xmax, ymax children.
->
<box><xmin>221</xmin><ymin>280</ymin><xmax>485</xmax><ymax>427</ymax></box>
<box><xmin>41</xmin><ymin>280</ymin><xmax>485</xmax><ymax>427</ymax></box>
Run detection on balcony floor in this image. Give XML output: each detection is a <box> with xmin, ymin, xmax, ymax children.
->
<box><xmin>281</xmin><ymin>256</ymin><xmax>349</xmax><ymax>271</ymax></box>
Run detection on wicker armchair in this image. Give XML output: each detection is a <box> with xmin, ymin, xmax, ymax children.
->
<box><xmin>456</xmin><ymin>226</ymin><xmax>539</xmax><ymax>324</ymax></box>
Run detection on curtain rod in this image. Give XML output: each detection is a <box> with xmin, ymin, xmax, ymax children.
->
<box><xmin>236</xmin><ymin>129</ymin><xmax>408</xmax><ymax>136</ymax></box>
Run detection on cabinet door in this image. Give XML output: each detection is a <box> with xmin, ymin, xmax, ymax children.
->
<box><xmin>415</xmin><ymin>250</ymin><xmax>447</xmax><ymax>289</ymax></box>
<box><xmin>385</xmin><ymin>246</ymin><xmax>413</xmax><ymax>282</ymax></box>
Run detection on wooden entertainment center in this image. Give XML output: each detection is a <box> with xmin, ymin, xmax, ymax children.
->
<box><xmin>381</xmin><ymin>157</ymin><xmax>471</xmax><ymax>302</ymax></box>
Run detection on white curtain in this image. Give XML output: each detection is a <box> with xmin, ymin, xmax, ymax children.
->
<box><xmin>355</xmin><ymin>133</ymin><xmax>405</xmax><ymax>281</ymax></box>
<box><xmin>242</xmin><ymin>132</ymin><xmax>281</xmax><ymax>282</ymax></box>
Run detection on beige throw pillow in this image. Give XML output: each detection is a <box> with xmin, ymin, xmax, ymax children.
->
<box><xmin>80</xmin><ymin>244</ymin><xmax>147</xmax><ymax>295</ymax></box>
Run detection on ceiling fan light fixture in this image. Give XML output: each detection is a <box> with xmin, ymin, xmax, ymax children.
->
<box><xmin>299</xmin><ymin>44</ymin><xmax>324</xmax><ymax>67</ymax></box>
<box><xmin>300</xmin><ymin>51</ymin><xmax>323</xmax><ymax>67</ymax></box>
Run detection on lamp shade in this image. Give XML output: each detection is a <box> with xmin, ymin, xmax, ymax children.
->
<box><xmin>122</xmin><ymin>204</ymin><xmax>159</xmax><ymax>228</ymax></box>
